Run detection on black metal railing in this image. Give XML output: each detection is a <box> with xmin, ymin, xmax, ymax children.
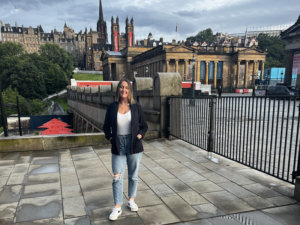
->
<box><xmin>168</xmin><ymin>96</ymin><xmax>300</xmax><ymax>184</ymax></box>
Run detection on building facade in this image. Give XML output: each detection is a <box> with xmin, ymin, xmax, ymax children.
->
<box><xmin>102</xmin><ymin>44</ymin><xmax>266</xmax><ymax>89</ymax></box>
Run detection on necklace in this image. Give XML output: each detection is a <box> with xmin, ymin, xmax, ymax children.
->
<box><xmin>119</xmin><ymin>103</ymin><xmax>129</xmax><ymax>114</ymax></box>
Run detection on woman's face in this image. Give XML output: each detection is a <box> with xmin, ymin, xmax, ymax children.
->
<box><xmin>119</xmin><ymin>81</ymin><xmax>129</xmax><ymax>100</ymax></box>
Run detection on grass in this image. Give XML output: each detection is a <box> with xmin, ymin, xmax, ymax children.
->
<box><xmin>0</xmin><ymin>127</ymin><xmax>3</xmax><ymax>134</ymax></box>
<box><xmin>54</xmin><ymin>97</ymin><xmax>68</xmax><ymax>114</ymax></box>
<box><xmin>73</xmin><ymin>74</ymin><xmax>103</xmax><ymax>81</ymax></box>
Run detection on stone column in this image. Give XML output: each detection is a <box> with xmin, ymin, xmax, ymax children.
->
<box><xmin>213</xmin><ymin>61</ymin><xmax>218</xmax><ymax>88</ymax></box>
<box><xmin>237</xmin><ymin>60</ymin><xmax>241</xmax><ymax>88</ymax></box>
<box><xmin>205</xmin><ymin>61</ymin><xmax>209</xmax><ymax>84</ymax></box>
<box><xmin>245</xmin><ymin>60</ymin><xmax>249</xmax><ymax>88</ymax></box>
<box><xmin>197</xmin><ymin>61</ymin><xmax>200</xmax><ymax>82</ymax></box>
<box><xmin>166</xmin><ymin>60</ymin><xmax>170</xmax><ymax>72</ymax></box>
<box><xmin>159</xmin><ymin>61</ymin><xmax>163</xmax><ymax>72</ymax></box>
<box><xmin>184</xmin><ymin>60</ymin><xmax>189</xmax><ymax>81</ymax></box>
<box><xmin>108</xmin><ymin>63</ymin><xmax>112</xmax><ymax>80</ymax></box>
<box><xmin>285</xmin><ymin>50</ymin><xmax>295</xmax><ymax>85</ymax></box>
<box><xmin>261</xmin><ymin>61</ymin><xmax>265</xmax><ymax>81</ymax></box>
<box><xmin>175</xmin><ymin>60</ymin><xmax>179</xmax><ymax>73</ymax></box>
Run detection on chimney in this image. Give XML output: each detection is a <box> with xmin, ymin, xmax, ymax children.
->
<box><xmin>160</xmin><ymin>37</ymin><xmax>163</xmax><ymax>43</ymax></box>
<box><xmin>172</xmin><ymin>39</ymin><xmax>176</xmax><ymax>45</ymax></box>
<box><xmin>15</xmin><ymin>22</ymin><xmax>18</xmax><ymax>28</ymax></box>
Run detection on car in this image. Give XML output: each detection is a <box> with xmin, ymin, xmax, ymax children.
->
<box><xmin>266</xmin><ymin>86</ymin><xmax>297</xmax><ymax>99</ymax></box>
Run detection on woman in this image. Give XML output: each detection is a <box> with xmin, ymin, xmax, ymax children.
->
<box><xmin>103</xmin><ymin>78</ymin><xmax>148</xmax><ymax>221</ymax></box>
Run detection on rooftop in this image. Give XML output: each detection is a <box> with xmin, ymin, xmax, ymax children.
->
<box><xmin>0</xmin><ymin>138</ymin><xmax>299</xmax><ymax>224</ymax></box>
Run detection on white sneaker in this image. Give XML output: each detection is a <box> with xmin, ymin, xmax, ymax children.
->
<box><xmin>109</xmin><ymin>206</ymin><xmax>122</xmax><ymax>220</ymax></box>
<box><xmin>128</xmin><ymin>199</ymin><xmax>138</xmax><ymax>211</ymax></box>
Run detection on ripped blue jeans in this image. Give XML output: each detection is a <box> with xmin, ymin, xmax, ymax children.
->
<box><xmin>111</xmin><ymin>134</ymin><xmax>143</xmax><ymax>205</ymax></box>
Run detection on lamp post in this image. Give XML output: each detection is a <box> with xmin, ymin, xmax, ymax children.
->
<box><xmin>0</xmin><ymin>82</ymin><xmax>8</xmax><ymax>137</ymax></box>
<box><xmin>252</xmin><ymin>74</ymin><xmax>256</xmax><ymax>97</ymax></box>
<box><xmin>146</xmin><ymin>66</ymin><xmax>149</xmax><ymax>77</ymax></box>
<box><xmin>191</xmin><ymin>55</ymin><xmax>195</xmax><ymax>99</ymax></box>
<box><xmin>281</xmin><ymin>71</ymin><xmax>284</xmax><ymax>82</ymax></box>
<box><xmin>230</xmin><ymin>74</ymin><xmax>233</xmax><ymax>92</ymax></box>
<box><xmin>110</xmin><ymin>72</ymin><xmax>112</xmax><ymax>80</ymax></box>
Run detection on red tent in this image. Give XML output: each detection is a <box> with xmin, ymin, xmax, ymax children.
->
<box><xmin>38</xmin><ymin>119</ymin><xmax>73</xmax><ymax>135</ymax></box>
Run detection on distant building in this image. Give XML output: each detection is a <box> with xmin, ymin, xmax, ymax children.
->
<box><xmin>136</xmin><ymin>33</ymin><xmax>172</xmax><ymax>47</ymax></box>
<box><xmin>263</xmin><ymin>67</ymin><xmax>297</xmax><ymax>85</ymax></box>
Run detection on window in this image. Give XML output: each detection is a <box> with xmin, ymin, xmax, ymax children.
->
<box><xmin>29</xmin><ymin>38</ymin><xmax>31</xmax><ymax>42</ymax></box>
<box><xmin>96</xmin><ymin>55</ymin><xmax>100</xmax><ymax>59</ymax></box>
<box><xmin>19</xmin><ymin>29</ymin><xmax>21</xmax><ymax>32</ymax></box>
<box><xmin>96</xmin><ymin>63</ymin><xmax>100</xmax><ymax>67</ymax></box>
<box><xmin>26</xmin><ymin>37</ymin><xmax>27</xmax><ymax>41</ymax></box>
<box><xmin>89</xmin><ymin>55</ymin><xmax>91</xmax><ymax>59</ymax></box>
<box><xmin>3</xmin><ymin>38</ymin><xmax>5</xmax><ymax>41</ymax></box>
<box><xmin>71</xmin><ymin>47</ymin><xmax>73</xmax><ymax>50</ymax></box>
<box><xmin>33</xmin><ymin>44</ymin><xmax>35</xmax><ymax>47</ymax></box>
<box><xmin>10</xmin><ymin>34</ymin><xmax>12</xmax><ymax>37</ymax></box>
<box><xmin>65</xmin><ymin>46</ymin><xmax>68</xmax><ymax>50</ymax></box>
<box><xmin>27</xmin><ymin>44</ymin><xmax>28</xmax><ymax>47</ymax></box>
<box><xmin>33</xmin><ymin>38</ymin><xmax>35</xmax><ymax>42</ymax></box>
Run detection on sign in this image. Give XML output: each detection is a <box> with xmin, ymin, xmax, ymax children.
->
<box><xmin>208</xmin><ymin>62</ymin><xmax>214</xmax><ymax>79</ymax></box>
<box><xmin>217</xmin><ymin>62</ymin><xmax>223</xmax><ymax>80</ymax></box>
<box><xmin>114</xmin><ymin>31</ymin><xmax>118</xmax><ymax>52</ymax></box>
<box><xmin>129</xmin><ymin>32</ymin><xmax>133</xmax><ymax>47</ymax></box>
<box><xmin>293</xmin><ymin>54</ymin><xmax>300</xmax><ymax>74</ymax></box>
<box><xmin>200</xmin><ymin>61</ymin><xmax>205</xmax><ymax>79</ymax></box>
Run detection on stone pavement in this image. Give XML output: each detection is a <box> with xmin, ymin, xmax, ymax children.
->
<box><xmin>0</xmin><ymin>138</ymin><xmax>299</xmax><ymax>225</ymax></box>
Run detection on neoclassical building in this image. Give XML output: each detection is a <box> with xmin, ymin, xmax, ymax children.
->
<box><xmin>102</xmin><ymin>44</ymin><xmax>266</xmax><ymax>88</ymax></box>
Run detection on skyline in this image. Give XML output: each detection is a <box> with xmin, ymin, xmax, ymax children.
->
<box><xmin>0</xmin><ymin>0</ymin><xmax>299</xmax><ymax>43</ymax></box>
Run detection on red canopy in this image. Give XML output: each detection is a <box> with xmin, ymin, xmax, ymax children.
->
<box><xmin>38</xmin><ymin>118</ymin><xmax>73</xmax><ymax>135</ymax></box>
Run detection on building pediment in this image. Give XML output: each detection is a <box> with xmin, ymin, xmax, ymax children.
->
<box><xmin>282</xmin><ymin>15</ymin><xmax>300</xmax><ymax>37</ymax></box>
<box><xmin>238</xmin><ymin>46</ymin><xmax>266</xmax><ymax>55</ymax></box>
<box><xmin>165</xmin><ymin>46</ymin><xmax>194</xmax><ymax>53</ymax></box>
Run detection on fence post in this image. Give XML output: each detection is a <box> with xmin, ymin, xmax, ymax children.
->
<box><xmin>208</xmin><ymin>97</ymin><xmax>216</xmax><ymax>153</ymax></box>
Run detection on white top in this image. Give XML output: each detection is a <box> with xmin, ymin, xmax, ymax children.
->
<box><xmin>117</xmin><ymin>110</ymin><xmax>132</xmax><ymax>135</ymax></box>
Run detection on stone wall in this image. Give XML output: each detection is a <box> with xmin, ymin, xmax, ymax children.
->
<box><xmin>67</xmin><ymin>72</ymin><xmax>182</xmax><ymax>138</ymax></box>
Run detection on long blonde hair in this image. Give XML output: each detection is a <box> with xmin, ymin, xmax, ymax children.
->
<box><xmin>115</xmin><ymin>78</ymin><xmax>135</xmax><ymax>105</ymax></box>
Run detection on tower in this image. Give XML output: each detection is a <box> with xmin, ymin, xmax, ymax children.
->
<box><xmin>97</xmin><ymin>0</ymin><xmax>108</xmax><ymax>44</ymax></box>
<box><xmin>111</xmin><ymin>16</ymin><xmax>120</xmax><ymax>52</ymax></box>
<box><xmin>125</xmin><ymin>17</ymin><xmax>135</xmax><ymax>47</ymax></box>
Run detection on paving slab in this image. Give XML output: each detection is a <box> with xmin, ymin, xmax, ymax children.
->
<box><xmin>193</xmin><ymin>203</ymin><xmax>226</xmax><ymax>218</ymax></box>
<box><xmin>149</xmin><ymin>183</ymin><xmax>177</xmax><ymax>198</ymax></box>
<box><xmin>16</xmin><ymin>156</ymin><xmax>32</xmax><ymax>164</ymax></box>
<box><xmin>265</xmin><ymin>196</ymin><xmax>296</xmax><ymax>206</ymax></box>
<box><xmin>6</xmin><ymin>174</ymin><xmax>26</xmax><ymax>186</ymax></box>
<box><xmin>22</xmin><ymin>183</ymin><xmax>61</xmax><ymax>199</ymax></box>
<box><xmin>31</xmin><ymin>157</ymin><xmax>59</xmax><ymax>165</ymax></box>
<box><xmin>32</xmin><ymin>151</ymin><xmax>58</xmax><ymax>158</ymax></box>
<box><xmin>63</xmin><ymin>196</ymin><xmax>87</xmax><ymax>219</ymax></box>
<box><xmin>154</xmin><ymin>158</ymin><xmax>186</xmax><ymax>169</ymax></box>
<box><xmin>70</xmin><ymin>147</ymin><xmax>94</xmax><ymax>156</ymax></box>
<box><xmin>0</xmin><ymin>166</ymin><xmax>14</xmax><ymax>177</ymax></box>
<box><xmin>64</xmin><ymin>216</ymin><xmax>91</xmax><ymax>225</ymax></box>
<box><xmin>60</xmin><ymin>167</ymin><xmax>77</xmax><ymax>176</ymax></box>
<box><xmin>0</xmin><ymin>202</ymin><xmax>18</xmax><ymax>224</ymax></box>
<box><xmin>201</xmin><ymin>172</ymin><xmax>229</xmax><ymax>184</ymax></box>
<box><xmin>0</xmin><ymin>185</ymin><xmax>23</xmax><ymax>204</ymax></box>
<box><xmin>140</xmin><ymin>158</ymin><xmax>160</xmax><ymax>168</ymax></box>
<box><xmin>187</xmin><ymin>181</ymin><xmax>223</xmax><ymax>194</ymax></box>
<box><xmin>232</xmin><ymin>211</ymin><xmax>284</xmax><ymax>225</ymax></box>
<box><xmin>92</xmin><ymin>215</ymin><xmax>144</xmax><ymax>225</ymax></box>
<box><xmin>202</xmin><ymin>191</ymin><xmax>255</xmax><ymax>214</ymax></box>
<box><xmin>25</xmin><ymin>173</ymin><xmax>60</xmax><ymax>185</ymax></box>
<box><xmin>262</xmin><ymin>204</ymin><xmax>300</xmax><ymax>225</ymax></box>
<box><xmin>59</xmin><ymin>161</ymin><xmax>74</xmax><ymax>169</ymax></box>
<box><xmin>207</xmin><ymin>215</ymin><xmax>242</xmax><ymax>225</ymax></box>
<box><xmin>138</xmin><ymin>171</ymin><xmax>163</xmax><ymax>185</ymax></box>
<box><xmin>61</xmin><ymin>175</ymin><xmax>79</xmax><ymax>187</ymax></box>
<box><xmin>0</xmin><ymin>160</ymin><xmax>16</xmax><ymax>167</ymax></box>
<box><xmin>164</xmin><ymin>178</ymin><xmax>192</xmax><ymax>192</ymax></box>
<box><xmin>242</xmin><ymin>196</ymin><xmax>275</xmax><ymax>209</ymax></box>
<box><xmin>183</xmin><ymin>219</ymin><xmax>213</xmax><ymax>225</ymax></box>
<box><xmin>11</xmin><ymin>164</ymin><xmax>30</xmax><ymax>174</ymax></box>
<box><xmin>137</xmin><ymin>204</ymin><xmax>180</xmax><ymax>225</ymax></box>
<box><xmin>243</xmin><ymin>183</ymin><xmax>282</xmax><ymax>198</ymax></box>
<box><xmin>148</xmin><ymin>166</ymin><xmax>176</xmax><ymax>180</ymax></box>
<box><xmin>123</xmin><ymin>179</ymin><xmax>149</xmax><ymax>193</ymax></box>
<box><xmin>76</xmin><ymin>168</ymin><xmax>111</xmax><ymax>180</ymax></box>
<box><xmin>28</xmin><ymin>164</ymin><xmax>59</xmax><ymax>175</ymax></box>
<box><xmin>144</xmin><ymin>151</ymin><xmax>169</xmax><ymax>160</ymax></box>
<box><xmin>73</xmin><ymin>160</ymin><xmax>104</xmax><ymax>170</ymax></box>
<box><xmin>89</xmin><ymin>204</ymin><xmax>135</xmax><ymax>221</ymax></box>
<box><xmin>79</xmin><ymin>177</ymin><xmax>112</xmax><ymax>193</ymax></box>
<box><xmin>178</xmin><ymin>191</ymin><xmax>209</xmax><ymax>205</ymax></box>
<box><xmin>162</xmin><ymin>195</ymin><xmax>203</xmax><ymax>221</ymax></box>
<box><xmin>62</xmin><ymin>185</ymin><xmax>82</xmax><ymax>199</ymax></box>
<box><xmin>168</xmin><ymin>167</ymin><xmax>207</xmax><ymax>183</ymax></box>
<box><xmin>181</xmin><ymin>161</ymin><xmax>212</xmax><ymax>174</ymax></box>
<box><xmin>0</xmin><ymin>152</ymin><xmax>20</xmax><ymax>160</ymax></box>
<box><xmin>218</xmin><ymin>182</ymin><xmax>257</xmax><ymax>198</ymax></box>
<box><xmin>14</xmin><ymin>195</ymin><xmax>62</xmax><ymax>223</ymax></box>
<box><xmin>72</xmin><ymin>153</ymin><xmax>98</xmax><ymax>162</ymax></box>
<box><xmin>125</xmin><ymin>189</ymin><xmax>163</xmax><ymax>208</ymax></box>
<box><xmin>0</xmin><ymin>176</ymin><xmax>9</xmax><ymax>188</ymax></box>
<box><xmin>14</xmin><ymin>217</ymin><xmax>63</xmax><ymax>225</ymax></box>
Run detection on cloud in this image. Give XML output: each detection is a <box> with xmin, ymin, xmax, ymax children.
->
<box><xmin>0</xmin><ymin>0</ymin><xmax>299</xmax><ymax>42</ymax></box>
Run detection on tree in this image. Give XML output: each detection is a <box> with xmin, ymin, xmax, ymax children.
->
<box><xmin>186</xmin><ymin>28</ymin><xmax>215</xmax><ymax>44</ymax></box>
<box><xmin>39</xmin><ymin>43</ymin><xmax>77</xmax><ymax>78</ymax></box>
<box><xmin>257</xmin><ymin>34</ymin><xmax>286</xmax><ymax>68</ymax></box>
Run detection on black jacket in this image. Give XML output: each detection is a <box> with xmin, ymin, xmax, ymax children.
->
<box><xmin>103</xmin><ymin>101</ymin><xmax>148</xmax><ymax>155</ymax></box>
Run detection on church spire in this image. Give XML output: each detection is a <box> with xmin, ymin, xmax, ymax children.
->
<box><xmin>99</xmin><ymin>0</ymin><xmax>103</xmax><ymax>22</ymax></box>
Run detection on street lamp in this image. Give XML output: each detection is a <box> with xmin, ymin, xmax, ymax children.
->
<box><xmin>252</xmin><ymin>74</ymin><xmax>256</xmax><ymax>97</ymax></box>
<box><xmin>191</xmin><ymin>55</ymin><xmax>195</xmax><ymax>99</ymax></box>
<box><xmin>230</xmin><ymin>74</ymin><xmax>233</xmax><ymax>92</ymax></box>
<box><xmin>281</xmin><ymin>71</ymin><xmax>284</xmax><ymax>82</ymax></box>
<box><xmin>146</xmin><ymin>66</ymin><xmax>149</xmax><ymax>77</ymax></box>
<box><xmin>109</xmin><ymin>72</ymin><xmax>112</xmax><ymax>81</ymax></box>
<box><xmin>123</xmin><ymin>72</ymin><xmax>125</xmax><ymax>78</ymax></box>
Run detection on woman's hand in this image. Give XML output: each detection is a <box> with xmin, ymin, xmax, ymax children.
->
<box><xmin>137</xmin><ymin>134</ymin><xmax>142</xmax><ymax>139</ymax></box>
<box><xmin>109</xmin><ymin>137</ymin><xmax>112</xmax><ymax>141</ymax></box>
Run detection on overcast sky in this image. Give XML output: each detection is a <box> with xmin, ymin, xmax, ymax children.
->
<box><xmin>0</xmin><ymin>0</ymin><xmax>299</xmax><ymax>42</ymax></box>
